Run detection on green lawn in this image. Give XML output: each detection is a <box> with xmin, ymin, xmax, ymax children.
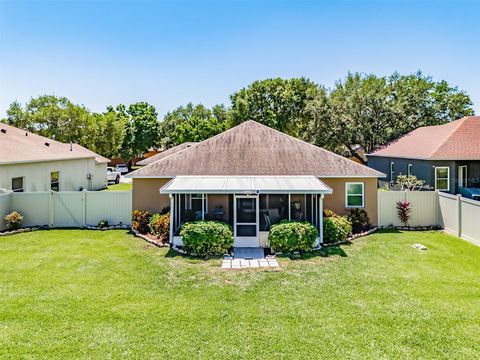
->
<box><xmin>1</xmin><ymin>230</ymin><xmax>479</xmax><ymax>359</ymax></box>
<box><xmin>102</xmin><ymin>182</ymin><xmax>132</xmax><ymax>191</ymax></box>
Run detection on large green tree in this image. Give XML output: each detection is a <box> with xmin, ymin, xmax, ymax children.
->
<box><xmin>116</xmin><ymin>102</ymin><xmax>160</xmax><ymax>165</ymax></box>
<box><xmin>158</xmin><ymin>103</ymin><xmax>229</xmax><ymax>148</ymax></box>
<box><xmin>310</xmin><ymin>72</ymin><xmax>474</xmax><ymax>164</ymax></box>
<box><xmin>229</xmin><ymin>77</ymin><xmax>327</xmax><ymax>138</ymax></box>
<box><xmin>91</xmin><ymin>109</ymin><xmax>127</xmax><ymax>159</ymax></box>
<box><xmin>4</xmin><ymin>95</ymin><xmax>96</xmax><ymax>148</ymax></box>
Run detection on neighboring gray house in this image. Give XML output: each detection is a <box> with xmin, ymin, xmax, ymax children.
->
<box><xmin>367</xmin><ymin>116</ymin><xmax>480</xmax><ymax>198</ymax></box>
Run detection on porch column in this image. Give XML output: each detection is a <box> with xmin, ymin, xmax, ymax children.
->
<box><xmin>169</xmin><ymin>194</ymin><xmax>174</xmax><ymax>245</ymax></box>
<box><xmin>319</xmin><ymin>194</ymin><xmax>324</xmax><ymax>244</ymax></box>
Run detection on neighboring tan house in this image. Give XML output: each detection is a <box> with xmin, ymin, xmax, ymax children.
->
<box><xmin>127</xmin><ymin>120</ymin><xmax>384</xmax><ymax>247</ymax></box>
<box><xmin>0</xmin><ymin>123</ymin><xmax>109</xmax><ymax>192</ymax></box>
<box><xmin>136</xmin><ymin>142</ymin><xmax>197</xmax><ymax>167</ymax></box>
<box><xmin>367</xmin><ymin>116</ymin><xmax>480</xmax><ymax>198</ymax></box>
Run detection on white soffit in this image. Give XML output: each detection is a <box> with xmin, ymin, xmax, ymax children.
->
<box><xmin>160</xmin><ymin>176</ymin><xmax>332</xmax><ymax>194</ymax></box>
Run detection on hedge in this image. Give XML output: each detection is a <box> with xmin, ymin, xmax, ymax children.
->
<box><xmin>323</xmin><ymin>216</ymin><xmax>352</xmax><ymax>243</ymax></box>
<box><xmin>180</xmin><ymin>221</ymin><xmax>233</xmax><ymax>257</ymax></box>
<box><xmin>268</xmin><ymin>221</ymin><xmax>318</xmax><ymax>253</ymax></box>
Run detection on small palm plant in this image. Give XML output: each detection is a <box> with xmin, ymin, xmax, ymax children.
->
<box><xmin>396</xmin><ymin>200</ymin><xmax>412</xmax><ymax>226</ymax></box>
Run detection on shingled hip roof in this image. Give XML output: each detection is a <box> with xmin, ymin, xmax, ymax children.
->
<box><xmin>128</xmin><ymin>120</ymin><xmax>384</xmax><ymax>178</ymax></box>
<box><xmin>368</xmin><ymin>116</ymin><xmax>480</xmax><ymax>160</ymax></box>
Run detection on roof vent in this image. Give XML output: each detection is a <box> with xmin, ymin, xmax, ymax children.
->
<box><xmin>25</xmin><ymin>132</ymin><xmax>28</xmax><ymax>136</ymax></box>
<box><xmin>0</xmin><ymin>129</ymin><xmax>6</xmax><ymax>134</ymax></box>
<box><xmin>45</xmin><ymin>142</ymin><xmax>50</xmax><ymax>147</ymax></box>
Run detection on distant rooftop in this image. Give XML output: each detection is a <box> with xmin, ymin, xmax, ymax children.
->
<box><xmin>368</xmin><ymin>116</ymin><xmax>480</xmax><ymax>160</ymax></box>
<box><xmin>0</xmin><ymin>123</ymin><xmax>109</xmax><ymax>165</ymax></box>
<box><xmin>137</xmin><ymin>142</ymin><xmax>197</xmax><ymax>166</ymax></box>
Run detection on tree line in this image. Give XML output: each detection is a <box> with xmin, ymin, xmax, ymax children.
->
<box><xmin>2</xmin><ymin>71</ymin><xmax>474</xmax><ymax>165</ymax></box>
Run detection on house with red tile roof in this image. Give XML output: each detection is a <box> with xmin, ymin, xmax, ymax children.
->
<box><xmin>367</xmin><ymin>116</ymin><xmax>480</xmax><ymax>198</ymax></box>
<box><xmin>0</xmin><ymin>123</ymin><xmax>109</xmax><ymax>192</ymax></box>
<box><xmin>127</xmin><ymin>120</ymin><xmax>385</xmax><ymax>247</ymax></box>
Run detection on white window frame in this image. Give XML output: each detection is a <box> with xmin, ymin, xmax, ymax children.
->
<box><xmin>345</xmin><ymin>182</ymin><xmax>365</xmax><ymax>208</ymax></box>
<box><xmin>407</xmin><ymin>164</ymin><xmax>413</xmax><ymax>176</ymax></box>
<box><xmin>12</xmin><ymin>176</ymin><xmax>24</xmax><ymax>192</ymax></box>
<box><xmin>458</xmin><ymin>165</ymin><xmax>467</xmax><ymax>188</ymax></box>
<box><xmin>435</xmin><ymin>167</ymin><xmax>450</xmax><ymax>191</ymax></box>
<box><xmin>390</xmin><ymin>162</ymin><xmax>395</xmax><ymax>182</ymax></box>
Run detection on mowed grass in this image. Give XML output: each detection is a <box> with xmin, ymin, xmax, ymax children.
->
<box><xmin>102</xmin><ymin>182</ymin><xmax>132</xmax><ymax>191</ymax></box>
<box><xmin>1</xmin><ymin>230</ymin><xmax>479</xmax><ymax>359</ymax></box>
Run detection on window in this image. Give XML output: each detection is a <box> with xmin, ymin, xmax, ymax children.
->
<box><xmin>407</xmin><ymin>164</ymin><xmax>413</xmax><ymax>176</ymax></box>
<box><xmin>50</xmin><ymin>171</ymin><xmax>60</xmax><ymax>191</ymax></box>
<box><xmin>435</xmin><ymin>167</ymin><xmax>450</xmax><ymax>191</ymax></box>
<box><xmin>390</xmin><ymin>162</ymin><xmax>395</xmax><ymax>182</ymax></box>
<box><xmin>458</xmin><ymin>166</ymin><xmax>467</xmax><ymax>188</ymax></box>
<box><xmin>12</xmin><ymin>177</ymin><xmax>24</xmax><ymax>192</ymax></box>
<box><xmin>345</xmin><ymin>182</ymin><xmax>364</xmax><ymax>208</ymax></box>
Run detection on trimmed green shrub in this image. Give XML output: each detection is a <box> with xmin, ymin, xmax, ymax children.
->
<box><xmin>149</xmin><ymin>213</ymin><xmax>170</xmax><ymax>242</ymax></box>
<box><xmin>348</xmin><ymin>208</ymin><xmax>371</xmax><ymax>234</ymax></box>
<box><xmin>268</xmin><ymin>221</ymin><xmax>318</xmax><ymax>253</ymax></box>
<box><xmin>180</xmin><ymin>221</ymin><xmax>233</xmax><ymax>257</ymax></box>
<box><xmin>4</xmin><ymin>211</ymin><xmax>23</xmax><ymax>230</ymax></box>
<box><xmin>131</xmin><ymin>210</ymin><xmax>151</xmax><ymax>234</ymax></box>
<box><xmin>323</xmin><ymin>216</ymin><xmax>352</xmax><ymax>243</ymax></box>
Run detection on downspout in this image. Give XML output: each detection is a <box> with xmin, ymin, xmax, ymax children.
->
<box><xmin>169</xmin><ymin>194</ymin><xmax>174</xmax><ymax>245</ymax></box>
<box><xmin>319</xmin><ymin>194</ymin><xmax>324</xmax><ymax>244</ymax></box>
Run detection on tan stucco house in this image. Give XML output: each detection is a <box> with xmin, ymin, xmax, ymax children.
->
<box><xmin>127</xmin><ymin>121</ymin><xmax>385</xmax><ymax>246</ymax></box>
<box><xmin>0</xmin><ymin>123</ymin><xmax>109</xmax><ymax>192</ymax></box>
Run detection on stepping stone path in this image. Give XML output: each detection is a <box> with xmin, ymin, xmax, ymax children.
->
<box><xmin>221</xmin><ymin>257</ymin><xmax>279</xmax><ymax>269</ymax></box>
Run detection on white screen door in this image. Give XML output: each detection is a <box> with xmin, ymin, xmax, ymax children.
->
<box><xmin>234</xmin><ymin>195</ymin><xmax>259</xmax><ymax>247</ymax></box>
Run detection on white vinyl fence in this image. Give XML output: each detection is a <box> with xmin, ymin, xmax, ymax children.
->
<box><xmin>378</xmin><ymin>190</ymin><xmax>480</xmax><ymax>245</ymax></box>
<box><xmin>378</xmin><ymin>191</ymin><xmax>439</xmax><ymax>227</ymax></box>
<box><xmin>438</xmin><ymin>192</ymin><xmax>480</xmax><ymax>244</ymax></box>
<box><xmin>0</xmin><ymin>190</ymin><xmax>132</xmax><ymax>231</ymax></box>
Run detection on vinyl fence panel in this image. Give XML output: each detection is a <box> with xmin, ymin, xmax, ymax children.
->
<box><xmin>378</xmin><ymin>191</ymin><xmax>438</xmax><ymax>227</ymax></box>
<box><xmin>85</xmin><ymin>191</ymin><xmax>132</xmax><ymax>226</ymax></box>
<box><xmin>11</xmin><ymin>192</ymin><xmax>50</xmax><ymax>227</ymax></box>
<box><xmin>438</xmin><ymin>193</ymin><xmax>459</xmax><ymax>235</ymax></box>
<box><xmin>459</xmin><ymin>197</ymin><xmax>480</xmax><ymax>245</ymax></box>
<box><xmin>0</xmin><ymin>192</ymin><xmax>10</xmax><ymax>231</ymax></box>
<box><xmin>53</xmin><ymin>192</ymin><xmax>85</xmax><ymax>227</ymax></box>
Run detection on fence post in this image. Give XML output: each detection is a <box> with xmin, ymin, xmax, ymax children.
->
<box><xmin>82</xmin><ymin>189</ymin><xmax>87</xmax><ymax>228</ymax></box>
<box><xmin>457</xmin><ymin>194</ymin><xmax>462</xmax><ymax>238</ymax></box>
<box><xmin>49</xmin><ymin>190</ymin><xmax>54</xmax><ymax>228</ymax></box>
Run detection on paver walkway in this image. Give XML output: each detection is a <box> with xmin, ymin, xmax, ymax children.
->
<box><xmin>222</xmin><ymin>247</ymin><xmax>279</xmax><ymax>269</ymax></box>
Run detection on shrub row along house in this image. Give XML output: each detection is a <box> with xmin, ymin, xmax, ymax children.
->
<box><xmin>0</xmin><ymin>123</ymin><xmax>108</xmax><ymax>192</ymax></box>
<box><xmin>367</xmin><ymin>116</ymin><xmax>480</xmax><ymax>199</ymax></box>
<box><xmin>128</xmin><ymin>121</ymin><xmax>384</xmax><ymax>247</ymax></box>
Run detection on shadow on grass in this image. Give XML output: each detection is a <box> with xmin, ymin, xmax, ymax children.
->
<box><xmin>277</xmin><ymin>245</ymin><xmax>349</xmax><ymax>260</ymax></box>
<box><xmin>375</xmin><ymin>228</ymin><xmax>402</xmax><ymax>234</ymax></box>
<box><xmin>164</xmin><ymin>248</ymin><xmax>222</xmax><ymax>261</ymax></box>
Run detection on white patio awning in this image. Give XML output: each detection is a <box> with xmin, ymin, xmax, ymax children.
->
<box><xmin>160</xmin><ymin>176</ymin><xmax>332</xmax><ymax>194</ymax></box>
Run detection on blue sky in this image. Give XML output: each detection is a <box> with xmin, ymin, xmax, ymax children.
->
<box><xmin>0</xmin><ymin>1</ymin><xmax>479</xmax><ymax>118</ymax></box>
